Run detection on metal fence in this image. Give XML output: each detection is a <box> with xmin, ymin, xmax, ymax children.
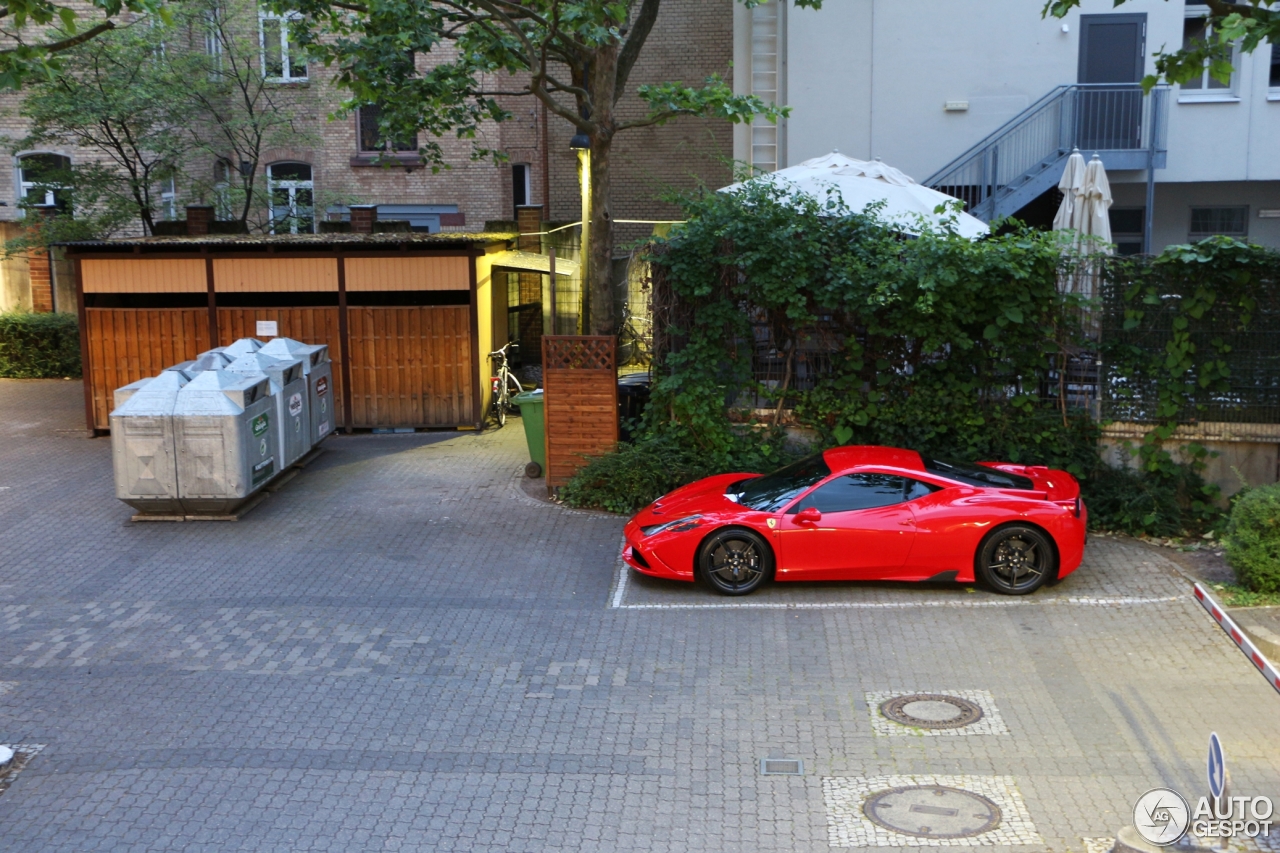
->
<box><xmin>1098</xmin><ymin>261</ymin><xmax>1280</xmax><ymax>425</ymax></box>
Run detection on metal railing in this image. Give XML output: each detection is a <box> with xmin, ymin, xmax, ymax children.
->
<box><xmin>926</xmin><ymin>84</ymin><xmax>1169</xmax><ymax>222</ymax></box>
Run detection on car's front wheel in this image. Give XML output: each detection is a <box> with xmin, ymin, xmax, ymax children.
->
<box><xmin>698</xmin><ymin>528</ymin><xmax>773</xmax><ymax>596</ymax></box>
<box><xmin>976</xmin><ymin>524</ymin><xmax>1056</xmax><ymax>595</ymax></box>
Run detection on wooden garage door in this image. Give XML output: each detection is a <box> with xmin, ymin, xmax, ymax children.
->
<box><xmin>85</xmin><ymin>308</ymin><xmax>211</xmax><ymax>429</ymax></box>
<box><xmin>347</xmin><ymin>306</ymin><xmax>473</xmax><ymax>427</ymax></box>
<box><xmin>217</xmin><ymin>307</ymin><xmax>344</xmax><ymax>427</ymax></box>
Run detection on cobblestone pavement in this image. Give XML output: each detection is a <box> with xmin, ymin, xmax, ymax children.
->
<box><xmin>0</xmin><ymin>379</ymin><xmax>1276</xmax><ymax>852</ymax></box>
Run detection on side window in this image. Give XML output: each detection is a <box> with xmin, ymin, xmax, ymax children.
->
<box><xmin>790</xmin><ymin>474</ymin><xmax>909</xmax><ymax>514</ymax></box>
<box><xmin>904</xmin><ymin>479</ymin><xmax>942</xmax><ymax>501</ymax></box>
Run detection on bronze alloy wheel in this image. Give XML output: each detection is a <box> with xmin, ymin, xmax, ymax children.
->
<box><xmin>698</xmin><ymin>529</ymin><xmax>773</xmax><ymax>595</ymax></box>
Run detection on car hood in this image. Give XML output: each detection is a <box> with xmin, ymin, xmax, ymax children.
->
<box><xmin>643</xmin><ymin>473</ymin><xmax>759</xmax><ymax>518</ymax></box>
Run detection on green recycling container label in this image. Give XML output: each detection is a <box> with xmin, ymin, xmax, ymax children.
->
<box><xmin>251</xmin><ymin>413</ymin><xmax>270</xmax><ymax>437</ymax></box>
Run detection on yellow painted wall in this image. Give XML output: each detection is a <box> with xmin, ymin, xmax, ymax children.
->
<box><xmin>473</xmin><ymin>243</ymin><xmax>514</xmax><ymax>420</ymax></box>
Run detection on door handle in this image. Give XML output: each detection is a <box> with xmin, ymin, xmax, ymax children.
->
<box><xmin>899</xmin><ymin>519</ymin><xmax>914</xmax><ymax>526</ymax></box>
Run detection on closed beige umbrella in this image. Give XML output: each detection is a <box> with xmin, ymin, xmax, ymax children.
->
<box><xmin>1052</xmin><ymin>149</ymin><xmax>1087</xmax><ymax>233</ymax></box>
<box><xmin>1074</xmin><ymin>154</ymin><xmax>1113</xmax><ymax>246</ymax></box>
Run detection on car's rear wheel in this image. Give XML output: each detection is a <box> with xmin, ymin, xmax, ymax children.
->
<box><xmin>976</xmin><ymin>524</ymin><xmax>1055</xmax><ymax>595</ymax></box>
<box><xmin>698</xmin><ymin>528</ymin><xmax>773</xmax><ymax>596</ymax></box>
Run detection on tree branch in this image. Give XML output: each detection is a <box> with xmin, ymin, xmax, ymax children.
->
<box><xmin>615</xmin><ymin>0</ymin><xmax>660</xmax><ymax>101</ymax></box>
<box><xmin>0</xmin><ymin>21</ymin><xmax>115</xmax><ymax>56</ymax></box>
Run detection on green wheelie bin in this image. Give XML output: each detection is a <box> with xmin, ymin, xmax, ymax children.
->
<box><xmin>512</xmin><ymin>389</ymin><xmax>546</xmax><ymax>478</ymax></box>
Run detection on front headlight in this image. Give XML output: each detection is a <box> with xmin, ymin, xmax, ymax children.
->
<box><xmin>640</xmin><ymin>514</ymin><xmax>702</xmax><ymax>537</ymax></box>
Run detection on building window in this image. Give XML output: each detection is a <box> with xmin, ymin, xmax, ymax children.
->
<box><xmin>1270</xmin><ymin>42</ymin><xmax>1280</xmax><ymax>92</ymax></box>
<box><xmin>205</xmin><ymin>7</ymin><xmax>224</xmax><ymax>72</ymax></box>
<box><xmin>1189</xmin><ymin>205</ymin><xmax>1248</xmax><ymax>240</ymax></box>
<box><xmin>1180</xmin><ymin>13</ymin><xmax>1238</xmax><ymax>96</ymax></box>
<box><xmin>512</xmin><ymin>163</ymin><xmax>530</xmax><ymax>219</ymax></box>
<box><xmin>213</xmin><ymin>159</ymin><xmax>234</xmax><ymax>220</ymax></box>
<box><xmin>159</xmin><ymin>176</ymin><xmax>177</xmax><ymax>220</ymax></box>
<box><xmin>268</xmin><ymin>162</ymin><xmax>313</xmax><ymax>234</ymax></box>
<box><xmin>357</xmin><ymin>104</ymin><xmax>417</xmax><ymax>153</ymax></box>
<box><xmin>17</xmin><ymin>153</ymin><xmax>71</xmax><ymax>211</ymax></box>
<box><xmin>1109</xmin><ymin>207</ymin><xmax>1145</xmax><ymax>256</ymax></box>
<box><xmin>259</xmin><ymin>10</ymin><xmax>307</xmax><ymax>82</ymax></box>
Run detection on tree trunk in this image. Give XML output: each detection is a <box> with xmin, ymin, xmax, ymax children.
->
<box><xmin>586</xmin><ymin>45</ymin><xmax>619</xmax><ymax>337</ymax></box>
<box><xmin>587</xmin><ymin>131</ymin><xmax>615</xmax><ymax>335</ymax></box>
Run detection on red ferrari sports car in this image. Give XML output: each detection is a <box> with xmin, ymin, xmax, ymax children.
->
<box><xmin>622</xmin><ymin>446</ymin><xmax>1087</xmax><ymax>596</ymax></box>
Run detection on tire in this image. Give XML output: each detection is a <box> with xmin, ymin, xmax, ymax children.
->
<box><xmin>698</xmin><ymin>528</ymin><xmax>773</xmax><ymax>596</ymax></box>
<box><xmin>525</xmin><ymin>461</ymin><xmax>542</xmax><ymax>478</ymax></box>
<box><xmin>976</xmin><ymin>524</ymin><xmax>1056</xmax><ymax>595</ymax></box>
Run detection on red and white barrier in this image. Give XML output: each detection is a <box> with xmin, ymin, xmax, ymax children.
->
<box><xmin>1193</xmin><ymin>583</ymin><xmax>1280</xmax><ymax>697</ymax></box>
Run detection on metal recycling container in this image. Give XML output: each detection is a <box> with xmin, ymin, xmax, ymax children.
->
<box><xmin>208</xmin><ymin>337</ymin><xmax>265</xmax><ymax>360</ymax></box>
<box><xmin>259</xmin><ymin>337</ymin><xmax>335</xmax><ymax>444</ymax></box>
<box><xmin>166</xmin><ymin>351</ymin><xmax>231</xmax><ymax>376</ymax></box>
<box><xmin>173</xmin><ymin>369</ymin><xmax>277</xmax><ymax>514</ymax></box>
<box><xmin>112</xmin><ymin>376</ymin><xmax>153</xmax><ymax>412</ymax></box>
<box><xmin>110</xmin><ymin>370</ymin><xmax>189</xmax><ymax>514</ymax></box>
<box><xmin>511</xmin><ymin>389</ymin><xmax>546</xmax><ymax>477</ymax></box>
<box><xmin>224</xmin><ymin>351</ymin><xmax>310</xmax><ymax>469</ymax></box>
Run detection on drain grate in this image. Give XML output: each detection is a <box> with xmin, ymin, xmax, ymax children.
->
<box><xmin>879</xmin><ymin>693</ymin><xmax>983</xmax><ymax>729</ymax></box>
<box><xmin>760</xmin><ymin>758</ymin><xmax>804</xmax><ymax>776</ymax></box>
<box><xmin>863</xmin><ymin>785</ymin><xmax>1002</xmax><ymax>839</ymax></box>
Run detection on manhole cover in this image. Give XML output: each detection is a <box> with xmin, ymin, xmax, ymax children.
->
<box><xmin>863</xmin><ymin>785</ymin><xmax>1002</xmax><ymax>839</ymax></box>
<box><xmin>879</xmin><ymin>693</ymin><xmax>983</xmax><ymax>729</ymax></box>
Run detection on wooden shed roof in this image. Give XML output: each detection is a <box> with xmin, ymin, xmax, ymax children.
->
<box><xmin>60</xmin><ymin>231</ymin><xmax>517</xmax><ymax>254</ymax></box>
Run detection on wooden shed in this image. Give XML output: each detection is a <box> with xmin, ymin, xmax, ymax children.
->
<box><xmin>66</xmin><ymin>232</ymin><xmax>521</xmax><ymax>432</ymax></box>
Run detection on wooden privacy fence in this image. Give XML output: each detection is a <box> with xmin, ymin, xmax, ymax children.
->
<box><xmin>542</xmin><ymin>335</ymin><xmax>618</xmax><ymax>489</ymax></box>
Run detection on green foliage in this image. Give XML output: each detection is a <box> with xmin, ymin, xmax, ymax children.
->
<box><xmin>15</xmin><ymin>0</ymin><xmax>313</xmax><ymax>243</ymax></box>
<box><xmin>0</xmin><ymin>312</ymin><xmax>80</xmax><ymax>378</ymax></box>
<box><xmin>1224</xmin><ymin>482</ymin><xmax>1280</xmax><ymax>593</ymax></box>
<box><xmin>0</xmin><ymin>0</ymin><xmax>168</xmax><ymax>89</ymax></box>
<box><xmin>562</xmin><ymin>183</ymin><xmax>1238</xmax><ymax>538</ymax></box>
<box><xmin>560</xmin><ymin>429</ymin><xmax>800</xmax><ymax>514</ymax></box>
<box><xmin>281</xmin><ymin>0</ymin><xmax>818</xmax><ymax>171</ymax></box>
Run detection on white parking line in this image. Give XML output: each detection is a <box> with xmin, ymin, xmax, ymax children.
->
<box><xmin>609</xmin><ymin>556</ymin><xmax>1183</xmax><ymax>610</ymax></box>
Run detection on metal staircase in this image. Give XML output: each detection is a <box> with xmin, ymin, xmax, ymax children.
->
<box><xmin>925</xmin><ymin>83</ymin><xmax>1169</xmax><ymax>223</ymax></box>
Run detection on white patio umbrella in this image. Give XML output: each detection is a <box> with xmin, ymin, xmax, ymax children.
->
<box><xmin>721</xmin><ymin>151</ymin><xmax>989</xmax><ymax>239</ymax></box>
<box><xmin>1052</xmin><ymin>148</ymin><xmax>1087</xmax><ymax>233</ymax></box>
<box><xmin>1075</xmin><ymin>154</ymin><xmax>1113</xmax><ymax>245</ymax></box>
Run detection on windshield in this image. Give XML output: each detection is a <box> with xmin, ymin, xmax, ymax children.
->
<box><xmin>728</xmin><ymin>453</ymin><xmax>832</xmax><ymax>512</ymax></box>
<box><xmin>922</xmin><ymin>457</ymin><xmax>1035</xmax><ymax>490</ymax></box>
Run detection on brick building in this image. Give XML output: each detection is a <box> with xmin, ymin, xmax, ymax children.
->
<box><xmin>0</xmin><ymin>0</ymin><xmax>734</xmax><ymax>263</ymax></box>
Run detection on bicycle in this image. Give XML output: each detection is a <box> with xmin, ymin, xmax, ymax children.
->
<box><xmin>488</xmin><ymin>342</ymin><xmax>525</xmax><ymax>426</ymax></box>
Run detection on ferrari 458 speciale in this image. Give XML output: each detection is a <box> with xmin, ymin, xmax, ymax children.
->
<box><xmin>622</xmin><ymin>446</ymin><xmax>1087</xmax><ymax>595</ymax></box>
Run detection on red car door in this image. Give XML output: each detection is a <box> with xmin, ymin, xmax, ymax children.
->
<box><xmin>776</xmin><ymin>473</ymin><xmax>918</xmax><ymax>580</ymax></box>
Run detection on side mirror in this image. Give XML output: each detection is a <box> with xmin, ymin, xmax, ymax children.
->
<box><xmin>795</xmin><ymin>506</ymin><xmax>822</xmax><ymax>525</ymax></box>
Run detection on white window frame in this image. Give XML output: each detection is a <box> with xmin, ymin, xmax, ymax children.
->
<box><xmin>160</xmin><ymin>176</ymin><xmax>177</xmax><ymax>220</ymax></box>
<box><xmin>213</xmin><ymin>159</ymin><xmax>234</xmax><ymax>221</ymax></box>
<box><xmin>205</xmin><ymin>7</ymin><xmax>224</xmax><ymax>74</ymax></box>
<box><xmin>267</xmin><ymin>162</ymin><xmax>314</xmax><ymax>234</ymax></box>
<box><xmin>16</xmin><ymin>152</ymin><xmax>70</xmax><ymax>212</ymax></box>
<box><xmin>1269</xmin><ymin>42</ymin><xmax>1280</xmax><ymax>101</ymax></box>
<box><xmin>259</xmin><ymin>10</ymin><xmax>307</xmax><ymax>82</ymax></box>
<box><xmin>1179</xmin><ymin>8</ymin><xmax>1241</xmax><ymax>103</ymax></box>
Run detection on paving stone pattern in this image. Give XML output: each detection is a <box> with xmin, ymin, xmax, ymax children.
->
<box><xmin>0</xmin><ymin>379</ymin><xmax>1277</xmax><ymax>852</ymax></box>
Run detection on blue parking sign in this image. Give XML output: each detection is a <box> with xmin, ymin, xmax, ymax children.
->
<box><xmin>1207</xmin><ymin>732</ymin><xmax>1226</xmax><ymax>799</ymax></box>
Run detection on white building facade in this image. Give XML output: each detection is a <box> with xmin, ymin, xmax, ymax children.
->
<box><xmin>734</xmin><ymin>0</ymin><xmax>1280</xmax><ymax>252</ymax></box>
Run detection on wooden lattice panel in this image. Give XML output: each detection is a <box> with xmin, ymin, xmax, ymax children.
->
<box><xmin>544</xmin><ymin>336</ymin><xmax>616</xmax><ymax>371</ymax></box>
<box><xmin>543</xmin><ymin>335</ymin><xmax>618</xmax><ymax>488</ymax></box>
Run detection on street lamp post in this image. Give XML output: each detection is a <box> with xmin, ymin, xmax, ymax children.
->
<box><xmin>569</xmin><ymin>133</ymin><xmax>590</xmax><ymax>334</ymax></box>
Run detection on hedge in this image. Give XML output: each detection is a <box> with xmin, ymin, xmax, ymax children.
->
<box><xmin>1224</xmin><ymin>483</ymin><xmax>1280</xmax><ymax>593</ymax></box>
<box><xmin>0</xmin><ymin>312</ymin><xmax>81</xmax><ymax>378</ymax></box>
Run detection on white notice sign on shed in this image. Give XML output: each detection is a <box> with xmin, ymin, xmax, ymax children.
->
<box><xmin>256</xmin><ymin>320</ymin><xmax>278</xmax><ymax>337</ymax></box>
